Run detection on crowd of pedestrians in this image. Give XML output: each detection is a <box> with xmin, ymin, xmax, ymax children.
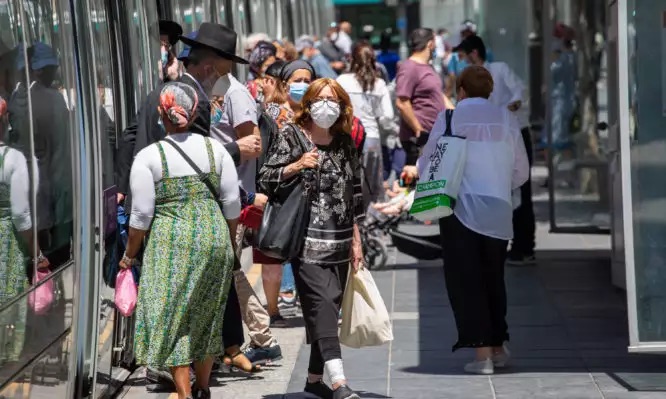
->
<box><xmin>103</xmin><ymin>15</ymin><xmax>539</xmax><ymax>399</ymax></box>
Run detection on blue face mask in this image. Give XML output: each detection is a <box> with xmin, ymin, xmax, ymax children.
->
<box><xmin>161</xmin><ymin>48</ymin><xmax>169</xmax><ymax>66</ymax></box>
<box><xmin>289</xmin><ymin>82</ymin><xmax>309</xmax><ymax>102</ymax></box>
<box><xmin>211</xmin><ymin>103</ymin><xmax>223</xmax><ymax>125</ymax></box>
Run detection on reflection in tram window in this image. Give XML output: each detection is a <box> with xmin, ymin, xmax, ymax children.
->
<box><xmin>0</xmin><ymin>95</ymin><xmax>32</xmax><ymax>365</ymax></box>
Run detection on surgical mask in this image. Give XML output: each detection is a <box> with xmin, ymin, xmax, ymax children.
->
<box><xmin>161</xmin><ymin>47</ymin><xmax>169</xmax><ymax>66</ymax></box>
<box><xmin>211</xmin><ymin>102</ymin><xmax>223</xmax><ymax>125</ymax></box>
<box><xmin>310</xmin><ymin>100</ymin><xmax>340</xmax><ymax>129</ymax></box>
<box><xmin>289</xmin><ymin>82</ymin><xmax>309</xmax><ymax>102</ymax></box>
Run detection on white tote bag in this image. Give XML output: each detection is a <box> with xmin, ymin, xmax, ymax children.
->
<box><xmin>410</xmin><ymin>110</ymin><xmax>467</xmax><ymax>221</ymax></box>
<box><xmin>339</xmin><ymin>267</ymin><xmax>393</xmax><ymax>348</ymax></box>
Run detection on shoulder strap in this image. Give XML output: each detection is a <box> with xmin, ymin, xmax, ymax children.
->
<box><xmin>162</xmin><ymin>139</ymin><xmax>221</xmax><ymax>200</ymax></box>
<box><xmin>287</xmin><ymin>123</ymin><xmax>309</xmax><ymax>153</ymax></box>
<box><xmin>444</xmin><ymin>109</ymin><xmax>454</xmax><ymax>137</ymax></box>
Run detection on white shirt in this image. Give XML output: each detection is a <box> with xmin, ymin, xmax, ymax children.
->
<box><xmin>0</xmin><ymin>145</ymin><xmax>33</xmax><ymax>231</ymax></box>
<box><xmin>336</xmin><ymin>73</ymin><xmax>394</xmax><ymax>140</ymax></box>
<box><xmin>484</xmin><ymin>62</ymin><xmax>529</xmax><ymax>129</ymax></box>
<box><xmin>129</xmin><ymin>133</ymin><xmax>241</xmax><ymax>230</ymax></box>
<box><xmin>417</xmin><ymin>98</ymin><xmax>529</xmax><ymax>240</ymax></box>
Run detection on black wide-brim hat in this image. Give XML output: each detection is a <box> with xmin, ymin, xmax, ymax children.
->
<box><xmin>179</xmin><ymin>22</ymin><xmax>249</xmax><ymax>64</ymax></box>
<box><xmin>159</xmin><ymin>20</ymin><xmax>183</xmax><ymax>46</ymax></box>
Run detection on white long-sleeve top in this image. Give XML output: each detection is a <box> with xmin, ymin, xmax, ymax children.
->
<box><xmin>336</xmin><ymin>73</ymin><xmax>395</xmax><ymax>140</ymax></box>
<box><xmin>0</xmin><ymin>145</ymin><xmax>33</xmax><ymax>231</ymax></box>
<box><xmin>129</xmin><ymin>133</ymin><xmax>241</xmax><ymax>230</ymax></box>
<box><xmin>417</xmin><ymin>98</ymin><xmax>529</xmax><ymax>240</ymax></box>
<box><xmin>484</xmin><ymin>62</ymin><xmax>529</xmax><ymax>129</ymax></box>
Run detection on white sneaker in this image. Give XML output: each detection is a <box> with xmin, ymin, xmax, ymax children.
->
<box><xmin>492</xmin><ymin>343</ymin><xmax>511</xmax><ymax>368</ymax></box>
<box><xmin>464</xmin><ymin>358</ymin><xmax>494</xmax><ymax>375</ymax></box>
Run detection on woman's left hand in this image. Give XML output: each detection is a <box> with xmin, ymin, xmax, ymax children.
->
<box><xmin>351</xmin><ymin>241</ymin><xmax>364</xmax><ymax>273</ymax></box>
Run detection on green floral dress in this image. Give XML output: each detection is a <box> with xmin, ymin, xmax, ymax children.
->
<box><xmin>134</xmin><ymin>139</ymin><xmax>234</xmax><ymax>367</ymax></box>
<box><xmin>0</xmin><ymin>147</ymin><xmax>28</xmax><ymax>364</ymax></box>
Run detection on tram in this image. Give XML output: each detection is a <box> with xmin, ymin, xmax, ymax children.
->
<box><xmin>0</xmin><ymin>0</ymin><xmax>333</xmax><ymax>397</ymax></box>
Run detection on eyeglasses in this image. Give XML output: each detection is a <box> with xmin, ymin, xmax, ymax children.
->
<box><xmin>312</xmin><ymin>97</ymin><xmax>339</xmax><ymax>105</ymax></box>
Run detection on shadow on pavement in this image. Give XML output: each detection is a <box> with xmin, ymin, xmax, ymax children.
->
<box><xmin>394</xmin><ymin>247</ymin><xmax>666</xmax><ymax>392</ymax></box>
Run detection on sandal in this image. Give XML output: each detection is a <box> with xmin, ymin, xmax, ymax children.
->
<box><xmin>222</xmin><ymin>351</ymin><xmax>262</xmax><ymax>373</ymax></box>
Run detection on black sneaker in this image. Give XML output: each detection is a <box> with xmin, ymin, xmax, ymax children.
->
<box><xmin>333</xmin><ymin>385</ymin><xmax>360</xmax><ymax>399</ymax></box>
<box><xmin>270</xmin><ymin>314</ymin><xmax>289</xmax><ymax>328</ymax></box>
<box><xmin>243</xmin><ymin>344</ymin><xmax>283</xmax><ymax>365</ymax></box>
<box><xmin>506</xmin><ymin>252</ymin><xmax>536</xmax><ymax>266</ymax></box>
<box><xmin>304</xmin><ymin>379</ymin><xmax>334</xmax><ymax>399</ymax></box>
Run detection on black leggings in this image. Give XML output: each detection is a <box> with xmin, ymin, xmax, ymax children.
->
<box><xmin>308</xmin><ymin>337</ymin><xmax>342</xmax><ymax>375</ymax></box>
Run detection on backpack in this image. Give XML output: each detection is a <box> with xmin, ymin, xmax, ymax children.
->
<box><xmin>350</xmin><ymin>116</ymin><xmax>366</xmax><ymax>156</ymax></box>
<box><xmin>256</xmin><ymin>102</ymin><xmax>279</xmax><ymax>180</ymax></box>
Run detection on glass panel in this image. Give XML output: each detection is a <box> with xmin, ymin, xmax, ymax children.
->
<box><xmin>627</xmin><ymin>0</ymin><xmax>666</xmax><ymax>342</ymax></box>
<box><xmin>232</xmin><ymin>0</ymin><xmax>249</xmax><ymax>81</ymax></box>
<box><xmin>88</xmin><ymin>0</ymin><xmax>124</xmax><ymax>395</ymax></box>
<box><xmin>249</xmin><ymin>0</ymin><xmax>269</xmax><ymax>35</ymax></box>
<box><xmin>266</xmin><ymin>0</ymin><xmax>278</xmax><ymax>39</ymax></box>
<box><xmin>124</xmin><ymin>1</ymin><xmax>160</xmax><ymax>110</ymax></box>
<box><xmin>0</xmin><ymin>331</ymin><xmax>72</xmax><ymax>397</ymax></box>
<box><xmin>545</xmin><ymin>0</ymin><xmax>610</xmax><ymax>230</ymax></box>
<box><xmin>0</xmin><ymin>264</ymin><xmax>75</xmax><ymax>384</ymax></box>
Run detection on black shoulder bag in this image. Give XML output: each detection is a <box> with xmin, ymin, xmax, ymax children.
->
<box><xmin>254</xmin><ymin>124</ymin><xmax>312</xmax><ymax>262</ymax></box>
<box><xmin>162</xmin><ymin>139</ymin><xmax>242</xmax><ymax>270</ymax></box>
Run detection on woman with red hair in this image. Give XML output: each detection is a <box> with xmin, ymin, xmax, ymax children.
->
<box><xmin>259</xmin><ymin>78</ymin><xmax>364</xmax><ymax>399</ymax></box>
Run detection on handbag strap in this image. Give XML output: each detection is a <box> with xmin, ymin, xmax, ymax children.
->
<box><xmin>443</xmin><ymin>109</ymin><xmax>454</xmax><ymax>137</ymax></box>
<box><xmin>162</xmin><ymin>138</ymin><xmax>222</xmax><ymax>202</ymax></box>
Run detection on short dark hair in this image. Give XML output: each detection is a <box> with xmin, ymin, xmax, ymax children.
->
<box><xmin>408</xmin><ymin>28</ymin><xmax>434</xmax><ymax>53</ymax></box>
<box><xmin>456</xmin><ymin>65</ymin><xmax>493</xmax><ymax>99</ymax></box>
<box><xmin>455</xmin><ymin>35</ymin><xmax>487</xmax><ymax>61</ymax></box>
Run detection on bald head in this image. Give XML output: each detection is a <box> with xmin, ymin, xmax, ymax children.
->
<box><xmin>340</xmin><ymin>21</ymin><xmax>352</xmax><ymax>34</ymax></box>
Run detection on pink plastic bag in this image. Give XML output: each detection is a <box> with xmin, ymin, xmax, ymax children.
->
<box><xmin>29</xmin><ymin>269</ymin><xmax>55</xmax><ymax>315</ymax></box>
<box><xmin>114</xmin><ymin>269</ymin><xmax>137</xmax><ymax>317</ymax></box>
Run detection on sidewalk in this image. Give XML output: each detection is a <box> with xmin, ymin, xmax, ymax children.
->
<box><xmin>282</xmin><ymin>224</ymin><xmax>666</xmax><ymax>399</ymax></box>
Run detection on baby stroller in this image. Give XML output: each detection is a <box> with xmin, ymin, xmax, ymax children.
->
<box><xmin>361</xmin><ymin>191</ymin><xmax>442</xmax><ymax>269</ymax></box>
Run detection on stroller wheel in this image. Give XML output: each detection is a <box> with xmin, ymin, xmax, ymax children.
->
<box><xmin>364</xmin><ymin>237</ymin><xmax>388</xmax><ymax>270</ymax></box>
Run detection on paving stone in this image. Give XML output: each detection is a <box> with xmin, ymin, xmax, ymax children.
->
<box><xmin>491</xmin><ymin>376</ymin><xmax>602</xmax><ymax>399</ymax></box>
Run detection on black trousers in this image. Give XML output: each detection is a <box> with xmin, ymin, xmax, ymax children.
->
<box><xmin>511</xmin><ymin>127</ymin><xmax>536</xmax><ymax>256</ymax></box>
<box><xmin>439</xmin><ymin>216</ymin><xmax>509</xmax><ymax>351</ymax></box>
<box><xmin>222</xmin><ymin>282</ymin><xmax>245</xmax><ymax>349</ymax></box>
<box><xmin>292</xmin><ymin>259</ymin><xmax>346</xmax><ymax>374</ymax></box>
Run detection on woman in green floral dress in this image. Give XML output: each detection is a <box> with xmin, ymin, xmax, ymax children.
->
<box><xmin>120</xmin><ymin>83</ymin><xmax>241</xmax><ymax>399</ymax></box>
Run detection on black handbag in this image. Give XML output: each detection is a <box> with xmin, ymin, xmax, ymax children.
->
<box><xmin>255</xmin><ymin>124</ymin><xmax>312</xmax><ymax>262</ymax></box>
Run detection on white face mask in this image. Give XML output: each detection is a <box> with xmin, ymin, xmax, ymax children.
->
<box><xmin>310</xmin><ymin>100</ymin><xmax>340</xmax><ymax>129</ymax></box>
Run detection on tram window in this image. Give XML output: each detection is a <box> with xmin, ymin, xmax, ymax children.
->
<box><xmin>0</xmin><ymin>0</ymin><xmax>76</xmax><ymax>384</ymax></box>
<box><xmin>124</xmin><ymin>1</ymin><xmax>160</xmax><ymax>109</ymax></box>
<box><xmin>249</xmin><ymin>0</ymin><xmax>269</xmax><ymax>37</ymax></box>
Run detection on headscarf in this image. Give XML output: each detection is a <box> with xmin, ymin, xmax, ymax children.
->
<box><xmin>278</xmin><ymin>59</ymin><xmax>316</xmax><ymax>81</ymax></box>
<box><xmin>159</xmin><ymin>82</ymin><xmax>198</xmax><ymax>129</ymax></box>
<box><xmin>249</xmin><ymin>41</ymin><xmax>277</xmax><ymax>75</ymax></box>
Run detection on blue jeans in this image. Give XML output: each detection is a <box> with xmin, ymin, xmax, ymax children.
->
<box><xmin>280</xmin><ymin>263</ymin><xmax>296</xmax><ymax>293</ymax></box>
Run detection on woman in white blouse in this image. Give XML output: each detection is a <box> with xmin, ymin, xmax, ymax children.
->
<box><xmin>337</xmin><ymin>42</ymin><xmax>395</xmax><ymax>204</ymax></box>
<box><xmin>403</xmin><ymin>66</ymin><xmax>529</xmax><ymax>375</ymax></box>
<box><xmin>120</xmin><ymin>82</ymin><xmax>240</xmax><ymax>399</ymax></box>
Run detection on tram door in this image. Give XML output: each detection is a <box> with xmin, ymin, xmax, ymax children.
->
<box><xmin>87</xmin><ymin>0</ymin><xmax>160</xmax><ymax>397</ymax></box>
